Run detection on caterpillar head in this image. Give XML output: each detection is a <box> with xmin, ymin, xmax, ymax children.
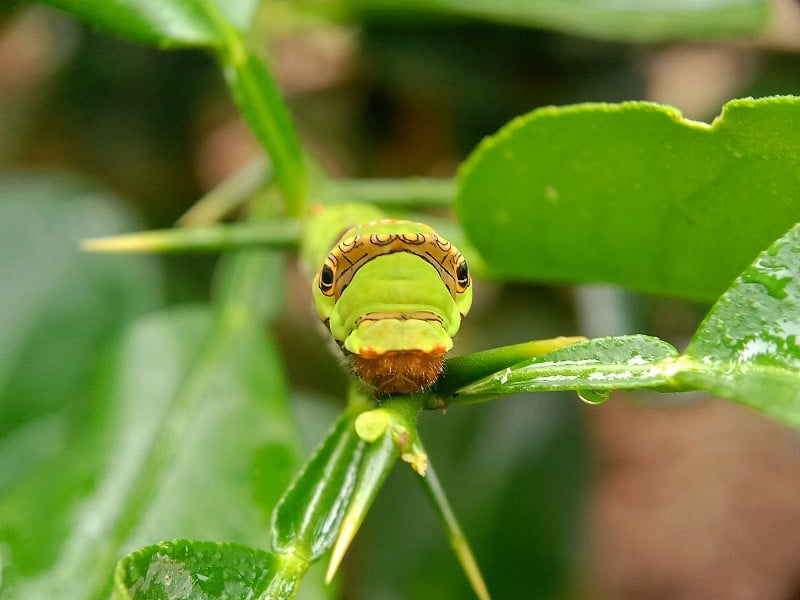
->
<box><xmin>312</xmin><ymin>219</ymin><xmax>472</xmax><ymax>394</ymax></box>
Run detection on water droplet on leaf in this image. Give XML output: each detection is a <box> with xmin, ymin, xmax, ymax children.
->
<box><xmin>742</xmin><ymin>269</ymin><xmax>790</xmax><ymax>300</ymax></box>
<box><xmin>577</xmin><ymin>389</ymin><xmax>610</xmax><ymax>405</ymax></box>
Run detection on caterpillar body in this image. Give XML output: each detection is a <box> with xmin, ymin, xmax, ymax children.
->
<box><xmin>310</xmin><ymin>206</ymin><xmax>472</xmax><ymax>395</ymax></box>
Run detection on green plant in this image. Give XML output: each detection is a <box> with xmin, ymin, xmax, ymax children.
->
<box><xmin>1</xmin><ymin>1</ymin><xmax>798</xmax><ymax>599</ymax></box>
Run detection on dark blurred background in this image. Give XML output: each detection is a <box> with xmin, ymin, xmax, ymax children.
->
<box><xmin>3</xmin><ymin>1</ymin><xmax>800</xmax><ymax>598</ymax></box>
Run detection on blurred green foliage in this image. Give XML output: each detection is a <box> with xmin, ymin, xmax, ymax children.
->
<box><xmin>1</xmin><ymin>0</ymin><xmax>799</xmax><ymax>599</ymax></box>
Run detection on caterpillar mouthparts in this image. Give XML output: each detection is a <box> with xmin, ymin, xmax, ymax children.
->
<box><xmin>351</xmin><ymin>350</ymin><xmax>445</xmax><ymax>396</ymax></box>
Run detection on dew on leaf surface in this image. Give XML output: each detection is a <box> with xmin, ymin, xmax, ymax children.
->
<box><xmin>577</xmin><ymin>389</ymin><xmax>610</xmax><ymax>405</ymax></box>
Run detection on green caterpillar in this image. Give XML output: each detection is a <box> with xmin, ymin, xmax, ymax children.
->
<box><xmin>305</xmin><ymin>204</ymin><xmax>473</xmax><ymax>395</ymax></box>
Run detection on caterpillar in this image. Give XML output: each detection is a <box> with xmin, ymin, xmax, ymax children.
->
<box><xmin>309</xmin><ymin>205</ymin><xmax>473</xmax><ymax>395</ymax></box>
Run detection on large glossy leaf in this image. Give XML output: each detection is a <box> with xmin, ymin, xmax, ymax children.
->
<box><xmin>343</xmin><ymin>0</ymin><xmax>767</xmax><ymax>41</ymax></box>
<box><xmin>0</xmin><ymin>306</ymin><xmax>303</xmax><ymax>599</ymax></box>
<box><xmin>39</xmin><ymin>0</ymin><xmax>260</xmax><ymax>48</ymax></box>
<box><xmin>0</xmin><ymin>172</ymin><xmax>160</xmax><ymax>490</ymax></box>
<box><xmin>457</xmin><ymin>96</ymin><xmax>800</xmax><ymax>302</ymax></box>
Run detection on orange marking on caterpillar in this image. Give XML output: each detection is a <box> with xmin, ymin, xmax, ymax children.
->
<box><xmin>358</xmin><ymin>345</ymin><xmax>379</xmax><ymax>358</ymax></box>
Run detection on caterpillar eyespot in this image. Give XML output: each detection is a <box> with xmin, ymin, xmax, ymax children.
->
<box><xmin>455</xmin><ymin>258</ymin><xmax>470</xmax><ymax>291</ymax></box>
<box><xmin>319</xmin><ymin>262</ymin><xmax>335</xmax><ymax>293</ymax></box>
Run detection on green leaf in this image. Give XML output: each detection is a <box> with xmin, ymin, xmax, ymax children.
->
<box><xmin>678</xmin><ymin>222</ymin><xmax>800</xmax><ymax>425</ymax></box>
<box><xmin>271</xmin><ymin>409</ymin><xmax>366</xmax><ymax>563</ymax></box>
<box><xmin>450</xmin><ymin>223</ymin><xmax>800</xmax><ymax>427</ymax></box>
<box><xmin>39</xmin><ymin>0</ymin><xmax>260</xmax><ymax>48</ymax></box>
<box><xmin>433</xmin><ymin>336</ymin><xmax>585</xmax><ymax>403</ymax></box>
<box><xmin>457</xmin><ymin>96</ymin><xmax>800</xmax><ymax>301</ymax></box>
<box><xmin>453</xmin><ymin>335</ymin><xmax>680</xmax><ymax>401</ymax></box>
<box><xmin>325</xmin><ymin>417</ymin><xmax>399</xmax><ymax>583</ymax></box>
<box><xmin>113</xmin><ymin>541</ymin><xmax>289</xmax><ymax>600</ymax></box>
<box><xmin>274</xmin><ymin>393</ymin><xmax>435</xmax><ymax>587</ymax></box>
<box><xmin>0</xmin><ymin>306</ymin><xmax>301</xmax><ymax>599</ymax></box>
<box><xmin>342</xmin><ymin>0</ymin><xmax>767</xmax><ymax>41</ymax></box>
<box><xmin>0</xmin><ymin>172</ymin><xmax>160</xmax><ymax>490</ymax></box>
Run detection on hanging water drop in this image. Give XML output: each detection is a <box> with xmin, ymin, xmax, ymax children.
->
<box><xmin>577</xmin><ymin>389</ymin><xmax>610</xmax><ymax>405</ymax></box>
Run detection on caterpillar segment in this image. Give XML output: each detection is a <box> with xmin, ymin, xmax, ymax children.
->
<box><xmin>312</xmin><ymin>217</ymin><xmax>472</xmax><ymax>395</ymax></box>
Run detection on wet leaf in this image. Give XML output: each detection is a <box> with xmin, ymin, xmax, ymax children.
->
<box><xmin>113</xmin><ymin>541</ymin><xmax>287</xmax><ymax>600</ymax></box>
<box><xmin>452</xmin><ymin>335</ymin><xmax>679</xmax><ymax>401</ymax></box>
<box><xmin>449</xmin><ymin>223</ymin><xmax>800</xmax><ymax>428</ymax></box>
<box><xmin>457</xmin><ymin>97</ymin><xmax>800</xmax><ymax>301</ymax></box>
<box><xmin>433</xmin><ymin>336</ymin><xmax>584</xmax><ymax>402</ymax></box>
<box><xmin>679</xmin><ymin>222</ymin><xmax>800</xmax><ymax>425</ymax></box>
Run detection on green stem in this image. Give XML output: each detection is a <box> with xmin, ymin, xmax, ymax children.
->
<box><xmin>257</xmin><ymin>554</ymin><xmax>310</xmax><ymax>600</ymax></box>
<box><xmin>178</xmin><ymin>157</ymin><xmax>272</xmax><ymax>227</ymax></box>
<box><xmin>82</xmin><ymin>221</ymin><xmax>302</xmax><ymax>254</ymax></box>
<box><xmin>222</xmin><ymin>48</ymin><xmax>308</xmax><ymax>216</ymax></box>
<box><xmin>200</xmin><ymin>0</ymin><xmax>307</xmax><ymax>216</ymax></box>
<box><xmin>319</xmin><ymin>177</ymin><xmax>455</xmax><ymax>208</ymax></box>
<box><xmin>419</xmin><ymin>462</ymin><xmax>492</xmax><ymax>600</ymax></box>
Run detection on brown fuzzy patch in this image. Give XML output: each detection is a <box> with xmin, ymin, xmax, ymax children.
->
<box><xmin>351</xmin><ymin>351</ymin><xmax>444</xmax><ymax>395</ymax></box>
